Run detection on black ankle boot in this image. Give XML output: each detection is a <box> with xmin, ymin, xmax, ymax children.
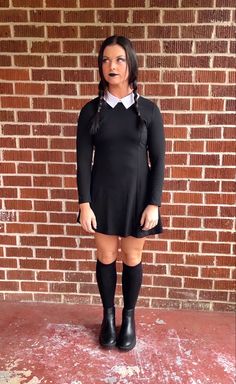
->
<box><xmin>117</xmin><ymin>308</ymin><xmax>136</xmax><ymax>351</ymax></box>
<box><xmin>99</xmin><ymin>307</ymin><xmax>116</xmax><ymax>348</ymax></box>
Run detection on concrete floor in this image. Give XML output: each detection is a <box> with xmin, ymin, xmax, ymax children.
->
<box><xmin>0</xmin><ymin>303</ymin><xmax>235</xmax><ymax>384</ymax></box>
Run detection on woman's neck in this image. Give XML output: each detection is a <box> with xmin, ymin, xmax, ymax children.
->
<box><xmin>107</xmin><ymin>85</ymin><xmax>133</xmax><ymax>99</ymax></box>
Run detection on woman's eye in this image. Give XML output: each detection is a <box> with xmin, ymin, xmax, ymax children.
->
<box><xmin>117</xmin><ymin>58</ymin><xmax>125</xmax><ymax>62</ymax></box>
<box><xmin>102</xmin><ymin>58</ymin><xmax>108</xmax><ymax>63</ymax></box>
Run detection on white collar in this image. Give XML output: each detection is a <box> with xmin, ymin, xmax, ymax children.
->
<box><xmin>104</xmin><ymin>90</ymin><xmax>138</xmax><ymax>109</ymax></box>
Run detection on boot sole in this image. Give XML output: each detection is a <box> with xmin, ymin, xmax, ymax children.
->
<box><xmin>117</xmin><ymin>338</ymin><xmax>136</xmax><ymax>351</ymax></box>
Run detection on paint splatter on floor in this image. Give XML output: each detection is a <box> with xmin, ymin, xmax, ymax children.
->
<box><xmin>0</xmin><ymin>303</ymin><xmax>235</xmax><ymax>384</ymax></box>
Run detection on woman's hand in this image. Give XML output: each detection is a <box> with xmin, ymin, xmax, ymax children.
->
<box><xmin>79</xmin><ymin>203</ymin><xmax>97</xmax><ymax>233</ymax></box>
<box><xmin>140</xmin><ymin>205</ymin><xmax>159</xmax><ymax>231</ymax></box>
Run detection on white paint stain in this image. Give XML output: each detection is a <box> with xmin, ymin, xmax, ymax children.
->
<box><xmin>155</xmin><ymin>318</ymin><xmax>166</xmax><ymax>325</ymax></box>
<box><xmin>111</xmin><ymin>364</ymin><xmax>140</xmax><ymax>379</ymax></box>
<box><xmin>215</xmin><ymin>353</ymin><xmax>235</xmax><ymax>375</ymax></box>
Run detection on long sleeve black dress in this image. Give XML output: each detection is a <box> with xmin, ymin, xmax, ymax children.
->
<box><xmin>76</xmin><ymin>96</ymin><xmax>165</xmax><ymax>238</ymax></box>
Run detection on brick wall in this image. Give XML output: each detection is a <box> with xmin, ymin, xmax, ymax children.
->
<box><xmin>0</xmin><ymin>0</ymin><xmax>235</xmax><ymax>311</ymax></box>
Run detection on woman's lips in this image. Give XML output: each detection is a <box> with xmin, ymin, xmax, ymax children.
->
<box><xmin>109</xmin><ymin>73</ymin><xmax>118</xmax><ymax>77</ymax></box>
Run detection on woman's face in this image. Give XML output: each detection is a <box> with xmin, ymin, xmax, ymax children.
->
<box><xmin>102</xmin><ymin>44</ymin><xmax>129</xmax><ymax>88</ymax></box>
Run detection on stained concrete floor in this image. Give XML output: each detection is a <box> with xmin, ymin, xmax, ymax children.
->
<box><xmin>0</xmin><ymin>302</ymin><xmax>235</xmax><ymax>384</ymax></box>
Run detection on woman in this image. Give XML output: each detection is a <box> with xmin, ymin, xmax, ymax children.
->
<box><xmin>76</xmin><ymin>35</ymin><xmax>165</xmax><ymax>351</ymax></box>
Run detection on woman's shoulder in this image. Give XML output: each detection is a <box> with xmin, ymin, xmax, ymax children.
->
<box><xmin>139</xmin><ymin>95</ymin><xmax>160</xmax><ymax>112</ymax></box>
<box><xmin>79</xmin><ymin>97</ymin><xmax>99</xmax><ymax>115</ymax></box>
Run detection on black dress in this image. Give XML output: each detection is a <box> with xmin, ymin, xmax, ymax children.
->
<box><xmin>76</xmin><ymin>96</ymin><xmax>165</xmax><ymax>238</ymax></box>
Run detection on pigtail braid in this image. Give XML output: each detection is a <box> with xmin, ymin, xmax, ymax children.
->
<box><xmin>90</xmin><ymin>81</ymin><xmax>105</xmax><ymax>135</ymax></box>
<box><xmin>133</xmin><ymin>79</ymin><xmax>146</xmax><ymax>131</ymax></box>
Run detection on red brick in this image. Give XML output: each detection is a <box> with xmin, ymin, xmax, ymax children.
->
<box><xmin>3</xmin><ymin>175</ymin><xmax>31</xmax><ymax>186</ymax></box>
<box><xmin>19</xmin><ymin>212</ymin><xmax>47</xmax><ymax>223</ymax></box>
<box><xmin>7</xmin><ymin>224</ymin><xmax>34</xmax><ymax>233</ymax></box>
<box><xmin>161</xmin><ymin>98</ymin><xmax>190</xmax><ymax>111</ymax></box>
<box><xmin>0</xmin><ymin>258</ymin><xmax>17</xmax><ymax>268</ymax></box>
<box><xmin>20</xmin><ymin>259</ymin><xmax>47</xmax><ymax>269</ymax></box>
<box><xmin>0</xmin><ymin>55</ymin><xmax>11</xmax><ymax>66</ymax></box>
<box><xmin>182</xmin><ymin>0</ymin><xmax>214</xmax><ymax>5</ymax></box>
<box><xmin>80</xmin><ymin>26</ymin><xmax>111</xmax><ymax>39</ymax></box>
<box><xmin>21</xmin><ymin>282</ymin><xmax>48</xmax><ymax>292</ymax></box>
<box><xmin>173</xmin><ymin>193</ymin><xmax>203</xmax><ymax>204</ymax></box>
<box><xmin>30</xmin><ymin>10</ymin><xmax>61</xmax><ymax>23</ymax></box>
<box><xmin>0</xmin><ymin>282</ymin><xmax>19</xmax><ymax>291</ymax></box>
<box><xmin>165</xmin><ymin>153</ymin><xmax>187</xmax><ymax>165</ymax></box>
<box><xmin>113</xmin><ymin>26</ymin><xmax>145</xmax><ymax>39</ymax></box>
<box><xmin>20</xmin><ymin>236</ymin><xmax>48</xmax><ymax>248</ymax></box>
<box><xmin>20</xmin><ymin>188</ymin><xmax>48</xmax><ymax>199</ymax></box>
<box><xmin>50</xmin><ymin>237</ymin><xmax>77</xmax><ymax>248</ymax></box>
<box><xmin>176</xmin><ymin>113</ymin><xmax>205</xmax><ymax>125</ymax></box>
<box><xmin>164</xmin><ymin>10</ymin><xmax>194</xmax><ymax>23</ymax></box>
<box><xmin>172</xmin><ymin>167</ymin><xmax>202</xmax><ymax>179</ymax></box>
<box><xmin>1</xmin><ymin>96</ymin><xmax>30</xmax><ymax>109</ymax></box>
<box><xmin>148</xmin><ymin>25</ymin><xmax>178</xmax><ymax>39</ymax></box>
<box><xmin>31</xmin><ymin>41</ymin><xmax>60</xmax><ymax>53</ymax></box>
<box><xmin>180</xmin><ymin>56</ymin><xmax>210</xmax><ymax>68</ymax></box>
<box><xmin>204</xmin><ymin>218</ymin><xmax>233</xmax><ymax>230</ymax></box>
<box><xmin>199</xmin><ymin>290</ymin><xmax>227</xmax><ymax>301</ymax></box>
<box><xmin>184</xmin><ymin>278</ymin><xmax>212</xmax><ymax>289</ymax></box>
<box><xmin>205</xmin><ymin>168</ymin><xmax>235</xmax><ymax>179</ymax></box>
<box><xmin>212</xmin><ymin>85</ymin><xmax>235</xmax><ymax>97</ymax></box>
<box><xmin>153</xmin><ymin>276</ymin><xmax>181</xmax><ymax>288</ymax></box>
<box><xmin>145</xmin><ymin>84</ymin><xmax>175</xmax><ymax>96</ymax></box>
<box><xmin>20</xmin><ymin>138</ymin><xmax>48</xmax><ymax>148</ymax></box>
<box><xmin>33</xmin><ymin>176</ymin><xmax>62</xmax><ymax>187</ymax></box>
<box><xmin>47</xmin><ymin>55</ymin><xmax>77</xmax><ymax>68</ymax></box>
<box><xmin>0</xmin><ymin>83</ymin><xmax>13</xmax><ymax>94</ymax></box>
<box><xmin>0</xmin><ymin>68</ymin><xmax>29</xmax><ymax>81</ymax></box>
<box><xmin>14</xmin><ymin>55</ymin><xmax>44</xmax><ymax>67</ymax></box>
<box><xmin>169</xmin><ymin>289</ymin><xmax>197</xmax><ymax>300</ymax></box>
<box><xmin>13</xmin><ymin>0</ymin><xmax>43</xmax><ymax>5</ymax></box>
<box><xmin>172</xmin><ymin>217</ymin><xmax>201</xmax><ymax>229</ymax></box>
<box><xmin>163</xmin><ymin>70</ymin><xmax>192</xmax><ymax>83</ymax></box>
<box><xmin>133</xmin><ymin>10</ymin><xmax>160</xmax><ymax>23</ymax></box>
<box><xmin>213</xmin><ymin>56</ymin><xmax>236</xmax><ymax>68</ymax></box>
<box><xmin>163</xmin><ymin>41</ymin><xmax>193</xmax><ymax>54</ymax></box>
<box><xmin>198</xmin><ymin>10</ymin><xmax>230</xmax><ymax>23</ymax></box>
<box><xmin>213</xmin><ymin>303</ymin><xmax>236</xmax><ymax>312</ymax></box>
<box><xmin>47</xmin><ymin>26</ymin><xmax>77</xmax><ymax>39</ymax></box>
<box><xmin>196</xmin><ymin>41</ymin><xmax>227</xmax><ymax>54</ymax></box>
<box><xmin>186</xmin><ymin>255</ymin><xmax>214</xmax><ymax>266</ymax></box>
<box><xmin>196</xmin><ymin>71</ymin><xmax>226</xmax><ymax>83</ymax></box>
<box><xmin>190</xmin><ymin>127</ymin><xmax>221</xmax><ymax>139</ymax></box>
<box><xmin>181</xmin><ymin>25</ymin><xmax>213</xmax><ymax>38</ymax></box>
<box><xmin>202</xmin><ymin>243</ymin><xmax>231</xmax><ymax>255</ymax></box>
<box><xmin>7</xmin><ymin>270</ymin><xmax>34</xmax><ymax>280</ymax></box>
<box><xmin>207</xmin><ymin>141</ymin><xmax>235</xmax><ymax>153</ymax></box>
<box><xmin>37</xmin><ymin>271</ymin><xmax>64</xmax><ymax>281</ymax></box>
<box><xmin>81</xmin><ymin>0</ymin><xmax>111</xmax><ymax>6</ymax></box>
<box><xmin>63</xmin><ymin>40</ymin><xmax>94</xmax><ymax>53</ymax></box>
<box><xmin>0</xmin><ymin>10</ymin><xmax>28</xmax><ymax>22</ymax></box>
<box><xmin>192</xmin><ymin>98</ymin><xmax>224</xmax><ymax>111</ymax></box>
<box><xmin>221</xmin><ymin>181</ymin><xmax>235</xmax><ymax>192</ymax></box>
<box><xmin>188</xmin><ymin>231</ymin><xmax>217</xmax><ymax>242</ymax></box>
<box><xmin>220</xmin><ymin>206</ymin><xmax>236</xmax><ymax>218</ymax></box>
<box><xmin>214</xmin><ymin>280</ymin><xmax>236</xmax><ymax>290</ymax></box>
<box><xmin>32</xmin><ymin>69</ymin><xmax>61</xmax><ymax>81</ymax></box>
<box><xmin>18</xmin><ymin>111</ymin><xmax>47</xmax><ymax>123</ymax></box>
<box><xmin>188</xmin><ymin>205</ymin><xmax>217</xmax><ymax>217</ymax></box>
<box><xmin>46</xmin><ymin>0</ymin><xmax>76</xmax><ymax>6</ymax></box>
<box><xmin>15</xmin><ymin>83</ymin><xmax>45</xmax><ymax>95</ymax></box>
<box><xmin>201</xmin><ymin>267</ymin><xmax>230</xmax><ymax>278</ymax></box>
<box><xmin>148</xmin><ymin>57</ymin><xmax>178</xmax><ymax>70</ymax></box>
<box><xmin>226</xmin><ymin>100</ymin><xmax>236</xmax><ymax>111</ymax></box>
<box><xmin>205</xmin><ymin>193</ymin><xmax>235</xmax><ymax>205</ymax></box>
<box><xmin>179</xmin><ymin>85</ymin><xmax>203</xmax><ymax>98</ymax></box>
<box><xmin>14</xmin><ymin>25</ymin><xmax>44</xmax><ymax>37</ymax></box>
<box><xmin>216</xmin><ymin>25</ymin><xmax>236</xmax><ymax>38</ymax></box>
<box><xmin>171</xmin><ymin>266</ymin><xmax>198</xmax><ymax>277</ymax></box>
<box><xmin>190</xmin><ymin>154</ymin><xmax>220</xmax><ymax>165</ymax></box>
<box><xmin>115</xmin><ymin>0</ymin><xmax>145</xmax><ymax>8</ymax></box>
<box><xmin>171</xmin><ymin>242</ymin><xmax>199</xmax><ymax>253</ymax></box>
<box><xmin>33</xmin><ymin>97</ymin><xmax>62</xmax><ymax>110</ymax></box>
<box><xmin>65</xmin><ymin>272</ymin><xmax>93</xmax><ymax>283</ymax></box>
<box><xmin>98</xmin><ymin>9</ymin><xmax>129</xmax><ymax>23</ymax></box>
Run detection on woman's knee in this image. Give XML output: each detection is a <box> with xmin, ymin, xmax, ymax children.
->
<box><xmin>121</xmin><ymin>236</ymin><xmax>145</xmax><ymax>266</ymax></box>
<box><xmin>95</xmin><ymin>233</ymin><xmax>119</xmax><ymax>264</ymax></box>
<box><xmin>122</xmin><ymin>251</ymin><xmax>142</xmax><ymax>266</ymax></box>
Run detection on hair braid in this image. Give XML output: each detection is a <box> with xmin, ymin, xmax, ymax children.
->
<box><xmin>90</xmin><ymin>81</ymin><xmax>105</xmax><ymax>135</ymax></box>
<box><xmin>133</xmin><ymin>79</ymin><xmax>146</xmax><ymax>131</ymax></box>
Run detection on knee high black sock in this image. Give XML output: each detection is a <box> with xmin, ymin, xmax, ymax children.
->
<box><xmin>122</xmin><ymin>262</ymin><xmax>143</xmax><ymax>310</ymax></box>
<box><xmin>96</xmin><ymin>259</ymin><xmax>117</xmax><ymax>309</ymax></box>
